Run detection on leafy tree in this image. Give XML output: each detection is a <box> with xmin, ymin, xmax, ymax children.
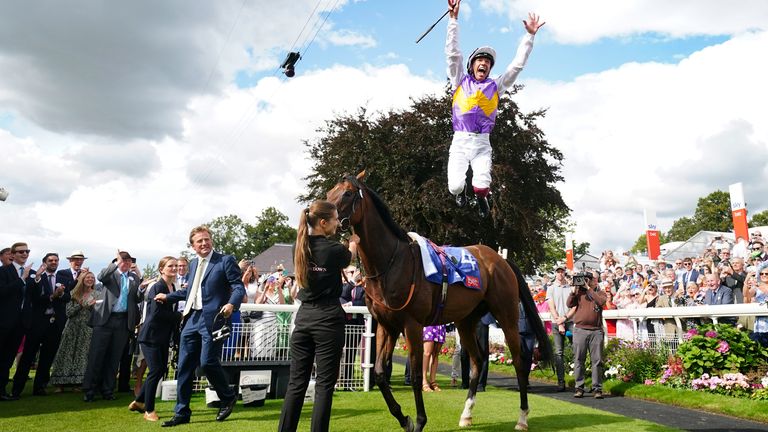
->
<box><xmin>630</xmin><ymin>233</ymin><xmax>648</xmax><ymax>254</ymax></box>
<box><xmin>692</xmin><ymin>190</ymin><xmax>732</xmax><ymax>232</ymax></box>
<box><xmin>247</xmin><ymin>207</ymin><xmax>297</xmax><ymax>254</ymax></box>
<box><xmin>204</xmin><ymin>208</ymin><xmax>297</xmax><ymax>260</ymax></box>
<box><xmin>749</xmin><ymin>209</ymin><xmax>768</xmax><ymax>228</ymax></box>
<box><xmin>666</xmin><ymin>216</ymin><xmax>698</xmax><ymax>242</ymax></box>
<box><xmin>300</xmin><ymin>86</ymin><xmax>570</xmax><ymax>273</ymax></box>
<box><xmin>207</xmin><ymin>214</ymin><xmax>253</xmax><ymax>259</ymax></box>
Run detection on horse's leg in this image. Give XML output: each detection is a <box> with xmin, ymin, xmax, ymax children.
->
<box><xmin>374</xmin><ymin>325</ymin><xmax>412</xmax><ymax>431</ymax></box>
<box><xmin>491</xmin><ymin>303</ymin><xmax>531</xmax><ymax>431</ymax></box>
<box><xmin>456</xmin><ymin>319</ymin><xmax>482</xmax><ymax>428</ymax></box>
<box><xmin>404</xmin><ymin>323</ymin><xmax>428</xmax><ymax>432</ymax></box>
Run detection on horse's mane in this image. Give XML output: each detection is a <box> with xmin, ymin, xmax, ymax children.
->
<box><xmin>360</xmin><ymin>181</ymin><xmax>410</xmax><ymax>242</ymax></box>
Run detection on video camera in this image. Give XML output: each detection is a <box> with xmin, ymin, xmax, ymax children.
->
<box><xmin>572</xmin><ymin>264</ymin><xmax>593</xmax><ymax>289</ymax></box>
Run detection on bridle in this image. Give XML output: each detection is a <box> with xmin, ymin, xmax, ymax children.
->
<box><xmin>337</xmin><ymin>175</ymin><xmax>363</xmax><ymax>233</ymax></box>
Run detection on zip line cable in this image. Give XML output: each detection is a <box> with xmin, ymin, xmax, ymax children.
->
<box><xmin>187</xmin><ymin>0</ymin><xmax>340</xmax><ymax>189</ymax></box>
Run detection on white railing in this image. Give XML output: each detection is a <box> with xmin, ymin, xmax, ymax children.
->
<box><xmin>236</xmin><ymin>304</ymin><xmax>374</xmax><ymax>392</ymax></box>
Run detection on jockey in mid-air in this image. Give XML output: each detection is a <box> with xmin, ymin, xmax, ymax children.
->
<box><xmin>445</xmin><ymin>0</ymin><xmax>545</xmax><ymax>218</ymax></box>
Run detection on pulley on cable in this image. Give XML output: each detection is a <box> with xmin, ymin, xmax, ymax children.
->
<box><xmin>280</xmin><ymin>51</ymin><xmax>302</xmax><ymax>77</ymax></box>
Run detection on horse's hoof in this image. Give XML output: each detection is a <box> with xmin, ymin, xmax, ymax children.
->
<box><xmin>515</xmin><ymin>422</ymin><xmax>529</xmax><ymax>431</ymax></box>
<box><xmin>403</xmin><ymin>416</ymin><xmax>415</xmax><ymax>432</ymax></box>
<box><xmin>459</xmin><ymin>417</ymin><xmax>472</xmax><ymax>428</ymax></box>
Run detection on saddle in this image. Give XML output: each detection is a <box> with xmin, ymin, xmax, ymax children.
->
<box><xmin>407</xmin><ymin>232</ymin><xmax>482</xmax><ymax>290</ymax></box>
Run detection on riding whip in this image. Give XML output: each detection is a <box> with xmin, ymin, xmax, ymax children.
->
<box><xmin>415</xmin><ymin>9</ymin><xmax>450</xmax><ymax>43</ymax></box>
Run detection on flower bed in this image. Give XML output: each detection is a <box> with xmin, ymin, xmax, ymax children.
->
<box><xmin>605</xmin><ymin>324</ymin><xmax>768</xmax><ymax>400</ymax></box>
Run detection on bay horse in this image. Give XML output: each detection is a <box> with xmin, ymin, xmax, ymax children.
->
<box><xmin>327</xmin><ymin>172</ymin><xmax>552</xmax><ymax>431</ymax></box>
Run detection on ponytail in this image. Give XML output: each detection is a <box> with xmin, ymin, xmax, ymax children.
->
<box><xmin>294</xmin><ymin>200</ymin><xmax>337</xmax><ymax>289</ymax></box>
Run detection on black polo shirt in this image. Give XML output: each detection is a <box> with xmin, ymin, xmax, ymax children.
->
<box><xmin>297</xmin><ymin>235</ymin><xmax>351</xmax><ymax>304</ymax></box>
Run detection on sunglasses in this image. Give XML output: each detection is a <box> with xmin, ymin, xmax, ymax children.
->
<box><xmin>760</xmin><ymin>273</ymin><xmax>768</xmax><ymax>276</ymax></box>
<box><xmin>14</xmin><ymin>250</ymin><xmax>31</xmax><ymax>254</ymax></box>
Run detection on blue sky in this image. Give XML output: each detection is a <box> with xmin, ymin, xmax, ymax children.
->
<box><xmin>237</xmin><ymin>1</ymin><xmax>731</xmax><ymax>87</ymax></box>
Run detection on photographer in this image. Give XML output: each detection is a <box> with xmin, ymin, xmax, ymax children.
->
<box><xmin>564</xmin><ymin>269</ymin><xmax>606</xmax><ymax>399</ymax></box>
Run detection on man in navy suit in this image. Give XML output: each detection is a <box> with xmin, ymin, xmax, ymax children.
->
<box><xmin>11</xmin><ymin>252</ymin><xmax>69</xmax><ymax>397</ymax></box>
<box><xmin>0</xmin><ymin>242</ymin><xmax>36</xmax><ymax>400</ymax></box>
<box><xmin>156</xmin><ymin>225</ymin><xmax>245</xmax><ymax>427</ymax></box>
<box><xmin>82</xmin><ymin>250</ymin><xmax>142</xmax><ymax>402</ymax></box>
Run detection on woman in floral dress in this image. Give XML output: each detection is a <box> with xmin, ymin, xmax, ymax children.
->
<box><xmin>422</xmin><ymin>324</ymin><xmax>446</xmax><ymax>392</ymax></box>
<box><xmin>49</xmin><ymin>271</ymin><xmax>98</xmax><ymax>391</ymax></box>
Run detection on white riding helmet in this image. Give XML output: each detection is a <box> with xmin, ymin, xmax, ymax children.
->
<box><xmin>466</xmin><ymin>46</ymin><xmax>496</xmax><ymax>77</ymax></box>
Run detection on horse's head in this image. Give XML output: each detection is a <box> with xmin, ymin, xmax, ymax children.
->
<box><xmin>327</xmin><ymin>170</ymin><xmax>366</xmax><ymax>233</ymax></box>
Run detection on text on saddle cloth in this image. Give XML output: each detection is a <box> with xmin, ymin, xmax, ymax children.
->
<box><xmin>407</xmin><ymin>232</ymin><xmax>482</xmax><ymax>290</ymax></box>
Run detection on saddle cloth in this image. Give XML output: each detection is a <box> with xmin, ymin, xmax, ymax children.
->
<box><xmin>407</xmin><ymin>232</ymin><xmax>481</xmax><ymax>290</ymax></box>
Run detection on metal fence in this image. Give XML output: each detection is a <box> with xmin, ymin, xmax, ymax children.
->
<box><xmin>170</xmin><ymin>304</ymin><xmax>374</xmax><ymax>393</ymax></box>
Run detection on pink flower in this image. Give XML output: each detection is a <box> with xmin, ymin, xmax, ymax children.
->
<box><xmin>684</xmin><ymin>328</ymin><xmax>698</xmax><ymax>340</ymax></box>
<box><xmin>716</xmin><ymin>340</ymin><xmax>730</xmax><ymax>354</ymax></box>
<box><xmin>644</xmin><ymin>379</ymin><xmax>655</xmax><ymax>386</ymax></box>
<box><xmin>705</xmin><ymin>330</ymin><xmax>718</xmax><ymax>338</ymax></box>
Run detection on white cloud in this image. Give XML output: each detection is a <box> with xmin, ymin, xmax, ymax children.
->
<box><xmin>0</xmin><ymin>62</ymin><xmax>441</xmax><ymax>269</ymax></box>
<box><xmin>324</xmin><ymin>29</ymin><xmax>377</xmax><ymax>48</ymax></box>
<box><xmin>515</xmin><ymin>30</ymin><xmax>768</xmax><ymax>251</ymax></box>
<box><xmin>479</xmin><ymin>0</ymin><xmax>768</xmax><ymax>43</ymax></box>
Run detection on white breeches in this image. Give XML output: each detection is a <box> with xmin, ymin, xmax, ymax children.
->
<box><xmin>447</xmin><ymin>132</ymin><xmax>492</xmax><ymax>195</ymax></box>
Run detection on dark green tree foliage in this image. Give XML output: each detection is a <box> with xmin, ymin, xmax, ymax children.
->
<box><xmin>666</xmin><ymin>216</ymin><xmax>699</xmax><ymax>242</ymax></box>
<box><xmin>247</xmin><ymin>207</ymin><xmax>298</xmax><ymax>254</ymax></box>
<box><xmin>207</xmin><ymin>214</ymin><xmax>251</xmax><ymax>259</ymax></box>
<box><xmin>749</xmin><ymin>209</ymin><xmax>768</xmax><ymax>228</ymax></box>
<box><xmin>204</xmin><ymin>208</ymin><xmax>297</xmax><ymax>260</ymax></box>
<box><xmin>301</xmin><ymin>87</ymin><xmax>569</xmax><ymax>272</ymax></box>
<box><xmin>692</xmin><ymin>190</ymin><xmax>732</xmax><ymax>233</ymax></box>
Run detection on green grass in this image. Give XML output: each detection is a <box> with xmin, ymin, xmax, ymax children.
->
<box><xmin>0</xmin><ymin>364</ymin><xmax>678</xmax><ymax>432</ymax></box>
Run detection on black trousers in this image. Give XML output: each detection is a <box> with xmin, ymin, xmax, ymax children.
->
<box><xmin>12</xmin><ymin>317</ymin><xmax>64</xmax><ymax>395</ymax></box>
<box><xmin>278</xmin><ymin>303</ymin><xmax>345</xmax><ymax>432</ymax></box>
<box><xmin>461</xmin><ymin>322</ymin><xmax>489</xmax><ymax>389</ymax></box>
<box><xmin>82</xmin><ymin>314</ymin><xmax>129</xmax><ymax>397</ymax></box>
<box><xmin>136</xmin><ymin>342</ymin><xmax>169</xmax><ymax>413</ymax></box>
<box><xmin>0</xmin><ymin>323</ymin><xmax>23</xmax><ymax>396</ymax></box>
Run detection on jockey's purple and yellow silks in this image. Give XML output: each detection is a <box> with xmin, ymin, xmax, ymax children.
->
<box><xmin>445</xmin><ymin>16</ymin><xmax>535</xmax><ymax>195</ymax></box>
<box><xmin>451</xmin><ymin>80</ymin><xmax>499</xmax><ymax>134</ymax></box>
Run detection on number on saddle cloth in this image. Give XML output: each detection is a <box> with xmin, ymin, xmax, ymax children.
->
<box><xmin>425</xmin><ymin>241</ymin><xmax>482</xmax><ymax>290</ymax></box>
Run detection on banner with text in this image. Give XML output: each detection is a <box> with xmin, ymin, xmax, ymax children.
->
<box><xmin>729</xmin><ymin>182</ymin><xmax>749</xmax><ymax>241</ymax></box>
<box><xmin>644</xmin><ymin>209</ymin><xmax>661</xmax><ymax>260</ymax></box>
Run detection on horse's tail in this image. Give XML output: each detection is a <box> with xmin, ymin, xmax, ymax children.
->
<box><xmin>507</xmin><ymin>259</ymin><xmax>553</xmax><ymax>370</ymax></box>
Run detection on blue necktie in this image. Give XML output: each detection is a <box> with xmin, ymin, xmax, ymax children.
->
<box><xmin>116</xmin><ymin>273</ymin><xmax>129</xmax><ymax>312</ymax></box>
